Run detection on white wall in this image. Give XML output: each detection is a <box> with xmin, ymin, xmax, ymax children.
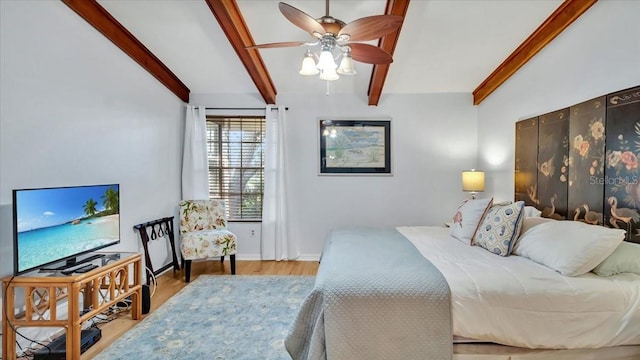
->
<box><xmin>192</xmin><ymin>92</ymin><xmax>478</xmax><ymax>259</ymax></box>
<box><xmin>0</xmin><ymin>2</ymin><xmax>184</xmax><ymax>276</ymax></box>
<box><xmin>477</xmin><ymin>0</ymin><xmax>640</xmax><ymax>202</ymax></box>
<box><xmin>1</xmin><ymin>1</ymin><xmax>185</xmax><ymax>352</ymax></box>
<box><xmin>280</xmin><ymin>92</ymin><xmax>478</xmax><ymax>258</ymax></box>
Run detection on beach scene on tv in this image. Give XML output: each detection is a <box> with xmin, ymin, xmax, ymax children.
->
<box><xmin>15</xmin><ymin>184</ymin><xmax>120</xmax><ymax>273</ymax></box>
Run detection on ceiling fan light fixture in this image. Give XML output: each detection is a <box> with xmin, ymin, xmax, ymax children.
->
<box><xmin>337</xmin><ymin>53</ymin><xmax>356</xmax><ymax>76</ymax></box>
<box><xmin>319</xmin><ymin>67</ymin><xmax>339</xmax><ymax>81</ymax></box>
<box><xmin>316</xmin><ymin>48</ymin><xmax>337</xmax><ymax>70</ymax></box>
<box><xmin>253</xmin><ymin>1</ymin><xmax>402</xmax><ymax>89</ymax></box>
<box><xmin>299</xmin><ymin>51</ymin><xmax>319</xmax><ymax>75</ymax></box>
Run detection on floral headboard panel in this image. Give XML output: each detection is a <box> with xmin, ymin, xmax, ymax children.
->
<box><xmin>515</xmin><ymin>85</ymin><xmax>640</xmax><ymax>243</ymax></box>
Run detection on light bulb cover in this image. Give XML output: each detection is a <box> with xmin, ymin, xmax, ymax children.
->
<box><xmin>319</xmin><ymin>67</ymin><xmax>339</xmax><ymax>81</ymax></box>
<box><xmin>337</xmin><ymin>54</ymin><xmax>356</xmax><ymax>75</ymax></box>
<box><xmin>316</xmin><ymin>49</ymin><xmax>337</xmax><ymax>70</ymax></box>
<box><xmin>299</xmin><ymin>53</ymin><xmax>319</xmax><ymax>75</ymax></box>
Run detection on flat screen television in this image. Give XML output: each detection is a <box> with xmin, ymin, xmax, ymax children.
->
<box><xmin>12</xmin><ymin>184</ymin><xmax>120</xmax><ymax>275</ymax></box>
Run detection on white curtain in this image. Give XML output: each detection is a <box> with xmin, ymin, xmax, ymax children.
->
<box><xmin>181</xmin><ymin>105</ymin><xmax>208</xmax><ymax>200</ymax></box>
<box><xmin>262</xmin><ymin>105</ymin><xmax>297</xmax><ymax>260</ymax></box>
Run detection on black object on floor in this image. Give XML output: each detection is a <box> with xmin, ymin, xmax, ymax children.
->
<box><xmin>33</xmin><ymin>328</ymin><xmax>102</xmax><ymax>360</ymax></box>
<box><xmin>142</xmin><ymin>284</ymin><xmax>151</xmax><ymax>314</ymax></box>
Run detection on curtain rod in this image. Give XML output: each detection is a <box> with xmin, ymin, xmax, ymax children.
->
<box><xmin>204</xmin><ymin>107</ymin><xmax>288</xmax><ymax>111</ymax></box>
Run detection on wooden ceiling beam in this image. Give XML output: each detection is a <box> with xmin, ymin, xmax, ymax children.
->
<box><xmin>206</xmin><ymin>0</ymin><xmax>277</xmax><ymax>104</ymax></box>
<box><xmin>62</xmin><ymin>0</ymin><xmax>190</xmax><ymax>103</ymax></box>
<box><xmin>472</xmin><ymin>0</ymin><xmax>598</xmax><ymax>105</ymax></box>
<box><xmin>367</xmin><ymin>0</ymin><xmax>410</xmax><ymax>106</ymax></box>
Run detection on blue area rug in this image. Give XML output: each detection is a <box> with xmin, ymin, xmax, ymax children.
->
<box><xmin>94</xmin><ymin>275</ymin><xmax>315</xmax><ymax>360</ymax></box>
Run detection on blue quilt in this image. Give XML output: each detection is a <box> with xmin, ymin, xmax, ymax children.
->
<box><xmin>285</xmin><ymin>228</ymin><xmax>452</xmax><ymax>360</ymax></box>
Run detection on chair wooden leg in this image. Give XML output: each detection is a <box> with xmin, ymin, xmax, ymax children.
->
<box><xmin>185</xmin><ymin>260</ymin><xmax>192</xmax><ymax>283</ymax></box>
<box><xmin>230</xmin><ymin>255</ymin><xmax>236</xmax><ymax>275</ymax></box>
<box><xmin>220</xmin><ymin>256</ymin><xmax>224</xmax><ymax>263</ymax></box>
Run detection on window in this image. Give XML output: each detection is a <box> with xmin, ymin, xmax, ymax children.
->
<box><xmin>206</xmin><ymin>116</ymin><xmax>265</xmax><ymax>221</ymax></box>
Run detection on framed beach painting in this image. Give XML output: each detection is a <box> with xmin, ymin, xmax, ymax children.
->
<box><xmin>319</xmin><ymin>119</ymin><xmax>391</xmax><ymax>175</ymax></box>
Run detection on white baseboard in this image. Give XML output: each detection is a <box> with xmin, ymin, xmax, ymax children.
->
<box><xmin>235</xmin><ymin>254</ymin><xmax>321</xmax><ymax>261</ymax></box>
<box><xmin>163</xmin><ymin>254</ymin><xmax>321</xmax><ymax>264</ymax></box>
<box><xmin>235</xmin><ymin>254</ymin><xmax>262</xmax><ymax>261</ymax></box>
<box><xmin>295</xmin><ymin>254</ymin><xmax>321</xmax><ymax>262</ymax></box>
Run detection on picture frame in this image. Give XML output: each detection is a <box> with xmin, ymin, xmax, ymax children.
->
<box><xmin>319</xmin><ymin>119</ymin><xmax>391</xmax><ymax>175</ymax></box>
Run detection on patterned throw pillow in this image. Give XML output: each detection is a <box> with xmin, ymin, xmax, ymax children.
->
<box><xmin>473</xmin><ymin>201</ymin><xmax>525</xmax><ymax>256</ymax></box>
<box><xmin>449</xmin><ymin>198</ymin><xmax>493</xmax><ymax>245</ymax></box>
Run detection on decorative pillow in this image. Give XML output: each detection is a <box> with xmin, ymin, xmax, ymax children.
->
<box><xmin>523</xmin><ymin>206</ymin><xmax>542</xmax><ymax>218</ymax></box>
<box><xmin>593</xmin><ymin>242</ymin><xmax>640</xmax><ymax>276</ymax></box>
<box><xmin>514</xmin><ymin>221</ymin><xmax>625</xmax><ymax>276</ymax></box>
<box><xmin>472</xmin><ymin>201</ymin><xmax>525</xmax><ymax>256</ymax></box>
<box><xmin>449</xmin><ymin>198</ymin><xmax>493</xmax><ymax>245</ymax></box>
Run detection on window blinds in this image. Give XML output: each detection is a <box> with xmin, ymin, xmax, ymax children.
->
<box><xmin>206</xmin><ymin>117</ymin><xmax>265</xmax><ymax>220</ymax></box>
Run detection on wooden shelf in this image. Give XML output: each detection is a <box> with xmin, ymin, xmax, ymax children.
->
<box><xmin>2</xmin><ymin>252</ymin><xmax>143</xmax><ymax>360</ymax></box>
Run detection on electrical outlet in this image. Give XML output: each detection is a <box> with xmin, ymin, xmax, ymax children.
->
<box><xmin>250</xmin><ymin>229</ymin><xmax>256</xmax><ymax>237</ymax></box>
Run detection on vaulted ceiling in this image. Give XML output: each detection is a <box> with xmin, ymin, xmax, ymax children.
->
<box><xmin>62</xmin><ymin>0</ymin><xmax>597</xmax><ymax>106</ymax></box>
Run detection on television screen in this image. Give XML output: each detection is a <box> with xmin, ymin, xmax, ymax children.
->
<box><xmin>13</xmin><ymin>184</ymin><xmax>120</xmax><ymax>275</ymax></box>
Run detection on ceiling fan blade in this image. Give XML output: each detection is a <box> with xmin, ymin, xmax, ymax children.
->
<box><xmin>279</xmin><ymin>2</ymin><xmax>326</xmax><ymax>37</ymax></box>
<box><xmin>247</xmin><ymin>41</ymin><xmax>307</xmax><ymax>49</ymax></box>
<box><xmin>349</xmin><ymin>43</ymin><xmax>393</xmax><ymax>64</ymax></box>
<box><xmin>338</xmin><ymin>15</ymin><xmax>403</xmax><ymax>42</ymax></box>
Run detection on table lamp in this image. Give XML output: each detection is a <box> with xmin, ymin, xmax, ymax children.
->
<box><xmin>462</xmin><ymin>169</ymin><xmax>485</xmax><ymax>199</ymax></box>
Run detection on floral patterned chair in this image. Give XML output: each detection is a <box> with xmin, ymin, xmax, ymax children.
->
<box><xmin>179</xmin><ymin>200</ymin><xmax>237</xmax><ymax>282</ymax></box>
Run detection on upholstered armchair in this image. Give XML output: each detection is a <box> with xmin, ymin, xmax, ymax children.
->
<box><xmin>179</xmin><ymin>200</ymin><xmax>237</xmax><ymax>282</ymax></box>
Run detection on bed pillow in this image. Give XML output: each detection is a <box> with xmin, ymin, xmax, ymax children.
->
<box><xmin>449</xmin><ymin>198</ymin><xmax>493</xmax><ymax>245</ymax></box>
<box><xmin>472</xmin><ymin>201</ymin><xmax>525</xmax><ymax>256</ymax></box>
<box><xmin>514</xmin><ymin>221</ymin><xmax>625</xmax><ymax>276</ymax></box>
<box><xmin>523</xmin><ymin>206</ymin><xmax>542</xmax><ymax>218</ymax></box>
<box><xmin>593</xmin><ymin>242</ymin><xmax>640</xmax><ymax>276</ymax></box>
<box><xmin>515</xmin><ymin>217</ymin><xmax>556</xmax><ymax>246</ymax></box>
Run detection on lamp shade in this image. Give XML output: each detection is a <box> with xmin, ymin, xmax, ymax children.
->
<box><xmin>316</xmin><ymin>49</ymin><xmax>337</xmax><ymax>70</ymax></box>
<box><xmin>299</xmin><ymin>52</ymin><xmax>319</xmax><ymax>75</ymax></box>
<box><xmin>462</xmin><ymin>170</ymin><xmax>485</xmax><ymax>192</ymax></box>
<box><xmin>319</xmin><ymin>67</ymin><xmax>339</xmax><ymax>81</ymax></box>
<box><xmin>337</xmin><ymin>54</ymin><xmax>356</xmax><ymax>75</ymax></box>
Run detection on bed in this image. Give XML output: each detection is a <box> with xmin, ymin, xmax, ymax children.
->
<box><xmin>399</xmin><ymin>226</ymin><xmax>640</xmax><ymax>349</ymax></box>
<box><xmin>285</xmin><ymin>220</ymin><xmax>640</xmax><ymax>360</ymax></box>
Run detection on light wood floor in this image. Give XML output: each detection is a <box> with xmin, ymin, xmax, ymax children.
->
<box><xmin>81</xmin><ymin>260</ymin><xmax>319</xmax><ymax>359</ymax></box>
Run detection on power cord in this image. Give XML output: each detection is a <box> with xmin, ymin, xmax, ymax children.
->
<box><xmin>85</xmin><ymin>301</ymin><xmax>131</xmax><ymax>333</ymax></box>
<box><xmin>3</xmin><ymin>266</ymin><xmax>152</xmax><ymax>359</ymax></box>
<box><xmin>2</xmin><ymin>276</ymin><xmax>122</xmax><ymax>359</ymax></box>
<box><xmin>146</xmin><ymin>266</ymin><xmax>157</xmax><ymax>298</ymax></box>
<box><xmin>2</xmin><ymin>275</ymin><xmax>53</xmax><ymax>358</ymax></box>
<box><xmin>13</xmin><ymin>301</ymin><xmax>132</xmax><ymax>358</ymax></box>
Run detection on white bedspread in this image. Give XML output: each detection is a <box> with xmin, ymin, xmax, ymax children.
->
<box><xmin>397</xmin><ymin>226</ymin><xmax>640</xmax><ymax>349</ymax></box>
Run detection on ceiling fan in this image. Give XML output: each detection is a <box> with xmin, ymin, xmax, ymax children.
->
<box><xmin>247</xmin><ymin>1</ymin><xmax>403</xmax><ymax>80</ymax></box>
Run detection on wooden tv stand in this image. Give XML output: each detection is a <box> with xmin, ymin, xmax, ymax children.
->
<box><xmin>2</xmin><ymin>252</ymin><xmax>142</xmax><ymax>360</ymax></box>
